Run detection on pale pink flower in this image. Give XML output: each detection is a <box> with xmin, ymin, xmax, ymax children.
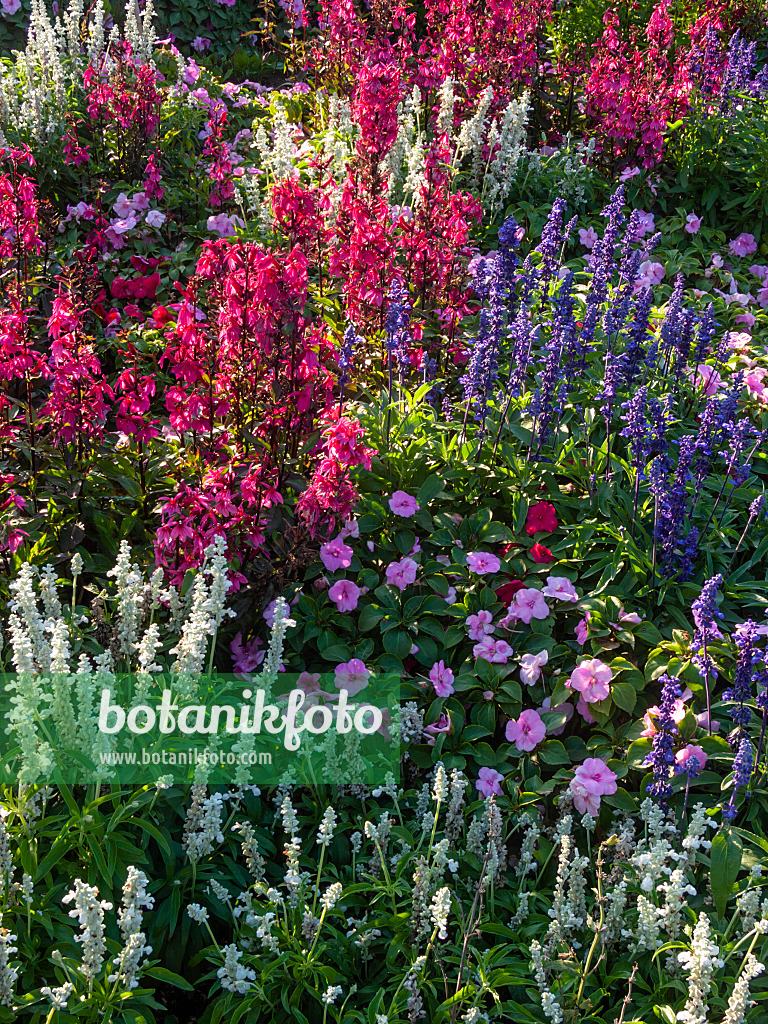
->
<box><xmin>466</xmin><ymin>610</ymin><xmax>495</xmax><ymax>641</ymax></box>
<box><xmin>735</xmin><ymin>311</ymin><xmax>756</xmax><ymax>327</ymax></box>
<box><xmin>505</xmin><ymin>709</ymin><xmax>547</xmax><ymax>751</ymax></box>
<box><xmin>145</xmin><ymin>209</ymin><xmax>166</xmax><ymax>229</ymax></box>
<box><xmin>568</xmin><ymin>658</ymin><xmax>612</xmax><ymax>703</ymax></box>
<box><xmin>328</xmin><ymin>579</ymin><xmax>361</xmax><ymax>612</ymax></box>
<box><xmin>541</xmin><ymin>576</ymin><xmax>579</xmax><ymax>602</ymax></box>
<box><xmin>113</xmin><ymin>192</ymin><xmax>134</xmax><ymax>218</ymax></box>
<box><xmin>466</xmin><ymin>551</ymin><xmax>501</xmax><ymax>575</ymax></box>
<box><xmin>510</xmin><ymin>588</ymin><xmax>550</xmax><ymax>624</ymax></box>
<box><xmin>637</xmin><ymin>260</ymin><xmax>665</xmax><ymax>288</ymax></box>
<box><xmin>340</xmin><ymin>518</ymin><xmax>360</xmax><ymax>538</ymax></box>
<box><xmin>634</xmin><ymin>210</ymin><xmax>655</xmax><ymax>239</ymax></box>
<box><xmin>579</xmin><ymin>226</ymin><xmax>598</xmax><ymax>249</ymax></box>
<box><xmin>520</xmin><ymin>650</ymin><xmax>549</xmax><ymax>686</ymax></box>
<box><xmin>620</xmin><ymin>610</ymin><xmax>642</xmax><ymax>624</ymax></box>
<box><xmin>675</xmin><ymin>744</ymin><xmax>707</xmax><ymax>770</ymax></box>
<box><xmin>206</xmin><ymin>213</ymin><xmax>244</xmax><ymax>236</ymax></box>
<box><xmin>429</xmin><ymin>660</ymin><xmax>455</xmax><ymax>697</ymax></box>
<box><xmin>385</xmin><ymin>557</ymin><xmax>418</xmax><ymax>590</ymax></box>
<box><xmin>476</xmin><ymin>767</ymin><xmax>504</xmax><ymax>797</ymax></box>
<box><xmin>295</xmin><ymin>672</ymin><xmax>329</xmax><ymax>706</ymax></box>
<box><xmin>570</xmin><ymin>779</ymin><xmax>600</xmax><ymax>815</ymax></box>
<box><xmin>389</xmin><ymin>490</ymin><xmax>419</xmax><ymax>516</ymax></box>
<box><xmin>473</xmin><ymin>637</ymin><xmax>514</xmax><ymax>664</ymax></box>
<box><xmin>684</xmin><ymin>212</ymin><xmax>702</xmax><ymax>234</ymax></box>
<box><xmin>320</xmin><ymin>537</ymin><xmax>353</xmax><ymax>571</ymax></box>
<box><xmin>640</xmin><ymin>696</ymin><xmax>688</xmax><ymax>737</ymax></box>
<box><xmin>443</xmin><ymin>586</ymin><xmax>457</xmax><ymax>605</ymax></box>
<box><xmin>619</xmin><ymin>165</ymin><xmax>641</xmax><ymax>181</ymax></box>
<box><xmin>334</xmin><ymin>659</ymin><xmax>370</xmax><ymax>695</ymax></box>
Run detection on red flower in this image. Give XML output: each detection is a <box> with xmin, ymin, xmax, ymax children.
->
<box><xmin>530</xmin><ymin>543</ymin><xmax>555</xmax><ymax>564</ymax></box>
<box><xmin>152</xmin><ymin>306</ymin><xmax>173</xmax><ymax>327</ymax></box>
<box><xmin>525</xmin><ymin>501</ymin><xmax>558</xmax><ymax>535</ymax></box>
<box><xmin>495</xmin><ymin>579</ymin><xmax>526</xmax><ymax>605</ymax></box>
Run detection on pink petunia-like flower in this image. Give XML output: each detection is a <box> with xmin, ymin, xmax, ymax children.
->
<box><xmin>729</xmin><ymin>232</ymin><xmax>758</xmax><ymax>258</ymax></box>
<box><xmin>389</xmin><ymin>490</ymin><xmax>419</xmax><ymax>516</ymax></box>
<box><xmin>320</xmin><ymin>536</ymin><xmax>354</xmax><ymax>571</ymax></box>
<box><xmin>520</xmin><ymin>649</ymin><xmax>549</xmax><ymax>685</ymax></box>
<box><xmin>579</xmin><ymin>226</ymin><xmax>598</xmax><ymax>250</ymax></box>
<box><xmin>575</xmin><ymin>613</ymin><xmax>591</xmax><ymax>645</ymax></box>
<box><xmin>542</xmin><ymin>576</ymin><xmax>579</xmax><ymax>602</ymax></box>
<box><xmin>684</xmin><ymin>212</ymin><xmax>702</xmax><ymax>234</ymax></box>
<box><xmin>569</xmin><ymin>757</ymin><xmax>617</xmax><ymax>814</ymax></box>
<box><xmin>473</xmin><ymin>637</ymin><xmax>514</xmax><ymax>664</ymax></box>
<box><xmin>207</xmin><ymin>212</ymin><xmax>245</xmax><ymax>236</ymax></box>
<box><xmin>340</xmin><ymin>518</ymin><xmax>360</xmax><ymax>539</ymax></box>
<box><xmin>567</xmin><ymin>658</ymin><xmax>612</xmax><ymax>703</ymax></box>
<box><xmin>385</xmin><ymin>557</ymin><xmax>418</xmax><ymax>591</ymax></box>
<box><xmin>476</xmin><ymin>767</ymin><xmax>504</xmax><ymax>797</ymax></box>
<box><xmin>637</xmin><ymin>260</ymin><xmax>666</xmax><ymax>288</ymax></box>
<box><xmin>619</xmin><ymin>165</ymin><xmax>641</xmax><ymax>182</ymax></box>
<box><xmin>466</xmin><ymin>551</ymin><xmax>501</xmax><ymax>575</ymax></box>
<box><xmin>429</xmin><ymin>660</ymin><xmax>455</xmax><ymax>697</ymax></box>
<box><xmin>425</xmin><ymin>712</ymin><xmax>452</xmax><ymax>746</ymax></box>
<box><xmin>1</xmin><ymin>0</ymin><xmax>21</xmax><ymax>13</ymax></box>
<box><xmin>334</xmin><ymin>658</ymin><xmax>370</xmax><ymax>695</ymax></box>
<box><xmin>328</xmin><ymin>579</ymin><xmax>361</xmax><ymax>613</ymax></box>
<box><xmin>230</xmin><ymin>632</ymin><xmax>264</xmax><ymax>674</ymax></box>
<box><xmin>675</xmin><ymin>744</ymin><xmax>707</xmax><ymax>771</ymax></box>
<box><xmin>640</xmin><ymin>695</ymin><xmax>688</xmax><ymax>737</ymax></box>
<box><xmin>510</xmin><ymin>588</ymin><xmax>550</xmax><ymax>625</ymax></box>
<box><xmin>466</xmin><ymin>609</ymin><xmax>495</xmax><ymax>641</ymax></box>
<box><xmin>505</xmin><ymin>709</ymin><xmax>547</xmax><ymax>752</ymax></box>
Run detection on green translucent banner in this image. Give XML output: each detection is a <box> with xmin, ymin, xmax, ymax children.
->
<box><xmin>0</xmin><ymin>672</ymin><xmax>401</xmax><ymax>786</ymax></box>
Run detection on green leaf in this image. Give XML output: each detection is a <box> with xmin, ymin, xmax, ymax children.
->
<box><xmin>538</xmin><ymin>740</ymin><xmax>570</xmax><ymax>765</ymax></box>
<box><xmin>144</xmin><ymin>967</ymin><xmax>195</xmax><ymax>991</ymax></box>
<box><xmin>710</xmin><ymin>828</ymin><xmax>743</xmax><ymax>918</ymax></box>
<box><xmin>611</xmin><ymin>680</ymin><xmax>637</xmax><ymax>714</ymax></box>
<box><xmin>416</xmin><ymin>474</ymin><xmax>445</xmax><ymax>507</ymax></box>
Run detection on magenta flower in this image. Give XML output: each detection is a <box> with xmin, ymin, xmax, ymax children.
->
<box><xmin>541</xmin><ymin>576</ymin><xmax>579</xmax><ymax>602</ymax></box>
<box><xmin>230</xmin><ymin>632</ymin><xmax>264</xmax><ymax>673</ymax></box>
<box><xmin>685</xmin><ymin>212</ymin><xmax>702</xmax><ymax>234</ymax></box>
<box><xmin>466</xmin><ymin>551</ymin><xmax>501</xmax><ymax>575</ymax></box>
<box><xmin>729</xmin><ymin>232</ymin><xmax>757</xmax><ymax>258</ymax></box>
<box><xmin>320</xmin><ymin>536</ymin><xmax>354</xmax><ymax>571</ymax></box>
<box><xmin>385</xmin><ymin>557</ymin><xmax>418</xmax><ymax>590</ymax></box>
<box><xmin>473</xmin><ymin>637</ymin><xmax>513</xmax><ymax>664</ymax></box>
<box><xmin>510</xmin><ymin>588</ymin><xmax>550</xmax><ymax>624</ymax></box>
<box><xmin>476</xmin><ymin>767</ymin><xmax>504</xmax><ymax>797</ymax></box>
<box><xmin>568</xmin><ymin>658</ymin><xmax>612</xmax><ymax>703</ymax></box>
<box><xmin>429</xmin><ymin>660</ymin><xmax>455</xmax><ymax>697</ymax></box>
<box><xmin>466</xmin><ymin>609</ymin><xmax>495</xmax><ymax>641</ymax></box>
<box><xmin>389</xmin><ymin>490</ymin><xmax>419</xmax><ymax>516</ymax></box>
<box><xmin>505</xmin><ymin>709</ymin><xmax>547</xmax><ymax>752</ymax></box>
<box><xmin>328</xmin><ymin>579</ymin><xmax>361</xmax><ymax>612</ymax></box>
<box><xmin>520</xmin><ymin>649</ymin><xmax>549</xmax><ymax>686</ymax></box>
<box><xmin>334</xmin><ymin>658</ymin><xmax>370</xmax><ymax>695</ymax></box>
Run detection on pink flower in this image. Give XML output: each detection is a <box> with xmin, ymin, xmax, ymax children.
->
<box><xmin>694</xmin><ymin>364</ymin><xmax>722</xmax><ymax>396</ymax></box>
<box><xmin>340</xmin><ymin>518</ymin><xmax>360</xmax><ymax>538</ymax></box>
<box><xmin>575</xmin><ymin>613</ymin><xmax>591</xmax><ymax>645</ymax></box>
<box><xmin>385</xmin><ymin>557</ymin><xmax>418</xmax><ymax>590</ymax></box>
<box><xmin>570</xmin><ymin>779</ymin><xmax>600</xmax><ymax>816</ymax></box>
<box><xmin>530</xmin><ymin>543</ymin><xmax>555</xmax><ymax>563</ymax></box>
<box><xmin>505</xmin><ymin>709</ymin><xmax>547</xmax><ymax>751</ymax></box>
<box><xmin>541</xmin><ymin>576</ymin><xmax>579</xmax><ymax>602</ymax></box>
<box><xmin>634</xmin><ymin>210</ymin><xmax>655</xmax><ymax>239</ymax></box>
<box><xmin>675</xmin><ymin>744</ymin><xmax>707</xmax><ymax>771</ymax></box>
<box><xmin>579</xmin><ymin>227</ymin><xmax>598</xmax><ymax>249</ymax></box>
<box><xmin>295</xmin><ymin>672</ymin><xmax>330</xmax><ymax>706</ymax></box>
<box><xmin>695</xmin><ymin>710</ymin><xmax>720</xmax><ymax>733</ymax></box>
<box><xmin>230</xmin><ymin>632</ymin><xmax>264</xmax><ymax>673</ymax></box>
<box><xmin>526</xmin><ymin>501</ymin><xmax>558</xmax><ymax>535</ymax></box>
<box><xmin>334</xmin><ymin>658</ymin><xmax>370</xmax><ymax>695</ymax></box>
<box><xmin>206</xmin><ymin>212</ymin><xmax>244</xmax><ymax>236</ymax></box>
<box><xmin>729</xmin><ymin>232</ymin><xmax>757</xmax><ymax>258</ymax></box>
<box><xmin>620</xmin><ymin>610</ymin><xmax>642</xmax><ymax>624</ymax></box>
<box><xmin>389</xmin><ymin>490</ymin><xmax>419</xmax><ymax>516</ymax></box>
<box><xmin>567</xmin><ymin>658</ymin><xmax>612</xmax><ymax>703</ymax></box>
<box><xmin>576</xmin><ymin>695</ymin><xmax>596</xmax><ymax>723</ymax></box>
<box><xmin>476</xmin><ymin>767</ymin><xmax>504</xmax><ymax>797</ymax></box>
<box><xmin>619</xmin><ymin>165</ymin><xmax>641</xmax><ymax>182</ymax></box>
<box><xmin>637</xmin><ymin>260</ymin><xmax>665</xmax><ymax>288</ymax></box>
<box><xmin>320</xmin><ymin>537</ymin><xmax>354</xmax><ymax>571</ymax></box>
<box><xmin>466</xmin><ymin>609</ymin><xmax>495</xmax><ymax>641</ymax></box>
<box><xmin>641</xmin><ymin>696</ymin><xmax>688</xmax><ymax>737</ymax></box>
<box><xmin>1</xmin><ymin>0</ymin><xmax>21</xmax><ymax>13</ymax></box>
<box><xmin>328</xmin><ymin>579</ymin><xmax>361</xmax><ymax>612</ymax></box>
<box><xmin>510</xmin><ymin>588</ymin><xmax>550</xmax><ymax>624</ymax></box>
<box><xmin>444</xmin><ymin>586</ymin><xmax>457</xmax><ymax>605</ymax></box>
<box><xmin>735</xmin><ymin>311</ymin><xmax>756</xmax><ymax>327</ymax></box>
<box><xmin>540</xmin><ymin>696</ymin><xmax>574</xmax><ymax>736</ymax></box>
<box><xmin>466</xmin><ymin>551</ymin><xmax>501</xmax><ymax>575</ymax></box>
<box><xmin>473</xmin><ymin>637</ymin><xmax>514</xmax><ymax>664</ymax></box>
<box><xmin>429</xmin><ymin>660</ymin><xmax>455</xmax><ymax>697</ymax></box>
<box><xmin>684</xmin><ymin>212</ymin><xmax>702</xmax><ymax>234</ymax></box>
<box><xmin>570</xmin><ymin>757</ymin><xmax>617</xmax><ymax>812</ymax></box>
<box><xmin>425</xmin><ymin>712</ymin><xmax>452</xmax><ymax>746</ymax></box>
<box><xmin>520</xmin><ymin>649</ymin><xmax>549</xmax><ymax>685</ymax></box>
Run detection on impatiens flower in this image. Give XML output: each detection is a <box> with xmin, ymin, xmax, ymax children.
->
<box><xmin>339</xmin><ymin>518</ymin><xmax>359</xmax><ymax>538</ymax></box>
<box><xmin>476</xmin><ymin>767</ymin><xmax>504</xmax><ymax>797</ymax></box>
<box><xmin>206</xmin><ymin>212</ymin><xmax>244</xmax><ymax>236</ymax></box>
<box><xmin>495</xmin><ymin>579</ymin><xmax>526</xmax><ymax>605</ymax></box>
<box><xmin>567</xmin><ymin>658</ymin><xmax>612</xmax><ymax>703</ymax></box>
<box><xmin>443</xmin><ymin>586</ymin><xmax>457</xmax><ymax>605</ymax></box>
<box><xmin>525</xmin><ymin>501</ymin><xmax>558</xmax><ymax>535</ymax></box>
<box><xmin>640</xmin><ymin>694</ymin><xmax>688</xmax><ymax>737</ymax></box>
<box><xmin>619</xmin><ymin>165</ymin><xmax>641</xmax><ymax>181</ymax></box>
<box><xmin>694</xmin><ymin>364</ymin><xmax>722</xmax><ymax>396</ymax></box>
<box><xmin>389</xmin><ymin>490</ymin><xmax>419</xmax><ymax>516</ymax></box>
<box><xmin>230</xmin><ymin>632</ymin><xmax>264</xmax><ymax>673</ymax></box>
<box><xmin>385</xmin><ymin>557</ymin><xmax>418</xmax><ymax>590</ymax></box>
<box><xmin>541</xmin><ymin>576</ymin><xmax>579</xmax><ymax>602</ymax></box>
<box><xmin>569</xmin><ymin>757</ymin><xmax>617</xmax><ymax>813</ymax></box>
<box><xmin>540</xmin><ymin>696</ymin><xmax>574</xmax><ymax>736</ymax></box>
<box><xmin>675</xmin><ymin>744</ymin><xmax>707</xmax><ymax>771</ymax></box>
<box><xmin>530</xmin><ymin>543</ymin><xmax>555</xmax><ymax>564</ymax></box>
<box><xmin>576</xmin><ymin>695</ymin><xmax>596</xmax><ymax>723</ymax></box>
<box><xmin>429</xmin><ymin>661</ymin><xmax>455</xmax><ymax>697</ymax></box>
<box><xmin>634</xmin><ymin>210</ymin><xmax>655</xmax><ymax>239</ymax></box>
<box><xmin>505</xmin><ymin>709</ymin><xmax>547</xmax><ymax>752</ymax></box>
<box><xmin>295</xmin><ymin>672</ymin><xmax>329</xmax><ymax>705</ymax></box>
<box><xmin>637</xmin><ymin>260</ymin><xmax>666</xmax><ymax>288</ymax></box>
<box><xmin>327</xmin><ymin>579</ymin><xmax>361</xmax><ymax>612</ymax></box>
<box><xmin>729</xmin><ymin>232</ymin><xmax>757</xmax><ymax>258</ymax></box>
<box><xmin>619</xmin><ymin>610</ymin><xmax>642</xmax><ymax>624</ymax></box>
<box><xmin>1</xmin><ymin>0</ymin><xmax>21</xmax><ymax>13</ymax></box>
<box><xmin>320</xmin><ymin>537</ymin><xmax>353</xmax><ymax>571</ymax></box>
<box><xmin>466</xmin><ymin>610</ymin><xmax>495</xmax><ymax>641</ymax></box>
<box><xmin>575</xmin><ymin>613</ymin><xmax>591</xmax><ymax>645</ymax></box>
<box><xmin>145</xmin><ymin>209</ymin><xmax>166</xmax><ymax>229</ymax></box>
<box><xmin>425</xmin><ymin>712</ymin><xmax>452</xmax><ymax>746</ymax></box>
<box><xmin>685</xmin><ymin>212</ymin><xmax>702</xmax><ymax>234</ymax></box>
<box><xmin>578</xmin><ymin>226</ymin><xmax>598</xmax><ymax>249</ymax></box>
<box><xmin>466</xmin><ymin>551</ymin><xmax>501</xmax><ymax>575</ymax></box>
<box><xmin>510</xmin><ymin>588</ymin><xmax>550</xmax><ymax>624</ymax></box>
<box><xmin>473</xmin><ymin>637</ymin><xmax>514</xmax><ymax>664</ymax></box>
<box><xmin>569</xmin><ymin>779</ymin><xmax>600</xmax><ymax>816</ymax></box>
<box><xmin>334</xmin><ymin>659</ymin><xmax>370</xmax><ymax>694</ymax></box>
<box><xmin>520</xmin><ymin>649</ymin><xmax>549</xmax><ymax>685</ymax></box>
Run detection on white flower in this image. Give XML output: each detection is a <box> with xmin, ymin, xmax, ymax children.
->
<box><xmin>322</xmin><ymin>985</ymin><xmax>343</xmax><ymax>1005</ymax></box>
<box><xmin>217</xmin><ymin>944</ymin><xmax>255</xmax><ymax>994</ymax></box>
<box><xmin>187</xmin><ymin>904</ymin><xmax>209</xmax><ymax>923</ymax></box>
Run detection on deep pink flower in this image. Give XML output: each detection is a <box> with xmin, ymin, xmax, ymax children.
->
<box><xmin>505</xmin><ymin>709</ymin><xmax>547</xmax><ymax>751</ymax></box>
<box><xmin>476</xmin><ymin>767</ymin><xmax>504</xmax><ymax>797</ymax></box>
<box><xmin>389</xmin><ymin>490</ymin><xmax>419</xmax><ymax>516</ymax></box>
<box><xmin>525</xmin><ymin>501</ymin><xmax>558</xmax><ymax>535</ymax></box>
<box><xmin>385</xmin><ymin>557</ymin><xmax>418</xmax><ymax>590</ymax></box>
<box><xmin>567</xmin><ymin>658</ymin><xmax>612</xmax><ymax>703</ymax></box>
<box><xmin>320</xmin><ymin>536</ymin><xmax>353</xmax><ymax>571</ymax></box>
<box><xmin>429</xmin><ymin>660</ymin><xmax>455</xmax><ymax>697</ymax></box>
<box><xmin>573</xmin><ymin>757</ymin><xmax>618</xmax><ymax>796</ymax></box>
<box><xmin>328</xmin><ymin>579</ymin><xmax>361</xmax><ymax>612</ymax></box>
<box><xmin>466</xmin><ymin>551</ymin><xmax>501</xmax><ymax>575</ymax></box>
<box><xmin>530</xmin><ymin>543</ymin><xmax>555</xmax><ymax>564</ymax></box>
<box><xmin>575</xmin><ymin>613</ymin><xmax>591</xmax><ymax>645</ymax></box>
